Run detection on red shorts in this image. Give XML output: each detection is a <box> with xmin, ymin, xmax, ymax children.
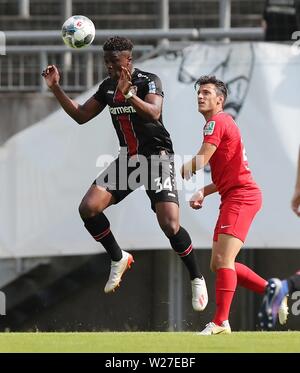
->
<box><xmin>213</xmin><ymin>189</ymin><xmax>262</xmax><ymax>242</ymax></box>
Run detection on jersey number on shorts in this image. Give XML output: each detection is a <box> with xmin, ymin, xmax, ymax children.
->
<box><xmin>154</xmin><ymin>177</ymin><xmax>172</xmax><ymax>193</ymax></box>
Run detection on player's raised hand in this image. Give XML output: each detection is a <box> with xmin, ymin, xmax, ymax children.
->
<box><xmin>41</xmin><ymin>65</ymin><xmax>60</xmax><ymax>89</ymax></box>
<box><xmin>189</xmin><ymin>190</ymin><xmax>204</xmax><ymax>210</ymax></box>
<box><xmin>117</xmin><ymin>66</ymin><xmax>132</xmax><ymax>95</ymax></box>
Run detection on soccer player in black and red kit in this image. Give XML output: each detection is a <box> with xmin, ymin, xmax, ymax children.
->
<box><xmin>42</xmin><ymin>36</ymin><xmax>208</xmax><ymax>312</ymax></box>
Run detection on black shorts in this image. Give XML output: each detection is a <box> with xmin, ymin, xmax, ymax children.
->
<box><xmin>93</xmin><ymin>151</ymin><xmax>179</xmax><ymax>212</ymax></box>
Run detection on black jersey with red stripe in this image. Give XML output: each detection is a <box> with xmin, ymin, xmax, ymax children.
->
<box><xmin>93</xmin><ymin>68</ymin><xmax>174</xmax><ymax>157</ymax></box>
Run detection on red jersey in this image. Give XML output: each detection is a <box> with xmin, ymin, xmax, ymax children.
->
<box><xmin>203</xmin><ymin>112</ymin><xmax>259</xmax><ymax>197</ymax></box>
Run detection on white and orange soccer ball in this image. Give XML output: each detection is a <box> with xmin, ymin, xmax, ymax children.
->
<box><xmin>62</xmin><ymin>15</ymin><xmax>95</xmax><ymax>49</ymax></box>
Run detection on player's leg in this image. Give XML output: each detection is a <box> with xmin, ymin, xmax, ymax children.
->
<box><xmin>147</xmin><ymin>152</ymin><xmax>208</xmax><ymax>311</ymax></box>
<box><xmin>155</xmin><ymin>202</ymin><xmax>198</xmax><ymax>279</ymax></box>
<box><xmin>148</xmin><ymin>152</ymin><xmax>202</xmax><ymax>280</ymax></box>
<box><xmin>235</xmin><ymin>262</ymin><xmax>267</xmax><ymax>294</ymax></box>
<box><xmin>218</xmin><ymin>192</ymin><xmax>266</xmax><ymax>293</ymax></box>
<box><xmin>234</xmin><ymin>262</ymin><xmax>291</xmax><ymax>326</ymax></box>
<box><xmin>233</xmin><ymin>262</ymin><xmax>292</xmax><ymax>325</ymax></box>
<box><xmin>79</xmin><ymin>184</ymin><xmax>120</xmax><ymax>259</ymax></box>
<box><xmin>212</xmin><ymin>234</ymin><xmax>242</xmax><ymax>326</ymax></box>
<box><xmin>79</xmin><ymin>157</ymin><xmax>134</xmax><ymax>293</ymax></box>
<box><xmin>155</xmin><ymin>201</ymin><xmax>208</xmax><ymax>311</ymax></box>
<box><xmin>200</xmin><ymin>193</ymin><xmax>261</xmax><ymax>335</ymax></box>
<box><xmin>214</xmin><ymin>192</ymin><xmax>271</xmax><ymax>308</ymax></box>
<box><xmin>200</xmin><ymin>234</ymin><xmax>242</xmax><ymax>335</ymax></box>
<box><xmin>79</xmin><ymin>184</ymin><xmax>133</xmax><ymax>293</ymax></box>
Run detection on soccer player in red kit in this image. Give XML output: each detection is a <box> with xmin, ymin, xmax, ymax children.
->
<box><xmin>181</xmin><ymin>75</ymin><xmax>287</xmax><ymax>334</ymax></box>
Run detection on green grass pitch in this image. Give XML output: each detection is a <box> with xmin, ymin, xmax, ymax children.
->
<box><xmin>0</xmin><ymin>331</ymin><xmax>300</xmax><ymax>352</ymax></box>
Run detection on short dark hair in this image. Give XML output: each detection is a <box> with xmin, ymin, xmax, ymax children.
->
<box><xmin>103</xmin><ymin>36</ymin><xmax>133</xmax><ymax>52</ymax></box>
<box><xmin>194</xmin><ymin>75</ymin><xmax>228</xmax><ymax>103</ymax></box>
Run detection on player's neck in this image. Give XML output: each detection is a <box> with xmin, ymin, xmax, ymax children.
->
<box><xmin>203</xmin><ymin>108</ymin><xmax>223</xmax><ymax>122</ymax></box>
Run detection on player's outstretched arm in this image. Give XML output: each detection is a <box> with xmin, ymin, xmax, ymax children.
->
<box><xmin>181</xmin><ymin>142</ymin><xmax>217</xmax><ymax>180</ymax></box>
<box><xmin>42</xmin><ymin>65</ymin><xmax>105</xmax><ymax>124</ymax></box>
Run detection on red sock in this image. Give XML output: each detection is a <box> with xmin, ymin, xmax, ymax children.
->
<box><xmin>213</xmin><ymin>268</ymin><xmax>237</xmax><ymax>326</ymax></box>
<box><xmin>235</xmin><ymin>262</ymin><xmax>267</xmax><ymax>294</ymax></box>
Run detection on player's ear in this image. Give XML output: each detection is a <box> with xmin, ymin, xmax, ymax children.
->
<box><xmin>218</xmin><ymin>95</ymin><xmax>224</xmax><ymax>106</ymax></box>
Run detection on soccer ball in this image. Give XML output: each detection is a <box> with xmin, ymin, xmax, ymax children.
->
<box><xmin>62</xmin><ymin>15</ymin><xmax>95</xmax><ymax>49</ymax></box>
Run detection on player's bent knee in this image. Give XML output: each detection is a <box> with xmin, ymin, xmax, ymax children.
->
<box><xmin>211</xmin><ymin>255</ymin><xmax>234</xmax><ymax>271</ymax></box>
<box><xmin>215</xmin><ymin>253</ymin><xmax>225</xmax><ymax>266</ymax></box>
<box><xmin>78</xmin><ymin>186</ymin><xmax>115</xmax><ymax>219</ymax></box>
<box><xmin>160</xmin><ymin>221</ymin><xmax>179</xmax><ymax>237</ymax></box>
<box><xmin>78</xmin><ymin>199</ymin><xmax>102</xmax><ymax>219</ymax></box>
<box><xmin>211</xmin><ymin>254</ymin><xmax>228</xmax><ymax>272</ymax></box>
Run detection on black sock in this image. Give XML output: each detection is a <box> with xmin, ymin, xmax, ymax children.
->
<box><xmin>287</xmin><ymin>273</ymin><xmax>300</xmax><ymax>294</ymax></box>
<box><xmin>83</xmin><ymin>213</ymin><xmax>122</xmax><ymax>261</ymax></box>
<box><xmin>168</xmin><ymin>226</ymin><xmax>202</xmax><ymax>280</ymax></box>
